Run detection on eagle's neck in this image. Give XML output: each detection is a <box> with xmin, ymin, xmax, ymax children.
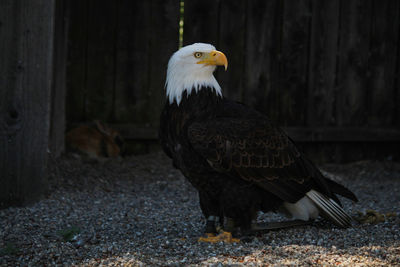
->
<box><xmin>169</xmin><ymin>86</ymin><xmax>223</xmax><ymax>114</ymax></box>
<box><xmin>166</xmin><ymin>66</ymin><xmax>222</xmax><ymax>105</ymax></box>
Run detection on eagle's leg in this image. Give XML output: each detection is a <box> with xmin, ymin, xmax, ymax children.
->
<box><xmin>224</xmin><ymin>217</ymin><xmax>237</xmax><ymax>233</ymax></box>
<box><xmin>198</xmin><ymin>216</ymin><xmax>222</xmax><ymax>242</ymax></box>
<box><xmin>198</xmin><ymin>217</ymin><xmax>240</xmax><ymax>243</ymax></box>
<box><xmin>204</xmin><ymin>215</ymin><xmax>220</xmax><ymax>233</ymax></box>
<box><xmin>198</xmin><ymin>192</ymin><xmax>226</xmax><ymax>236</ymax></box>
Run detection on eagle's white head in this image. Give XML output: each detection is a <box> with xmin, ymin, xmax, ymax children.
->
<box><xmin>165</xmin><ymin>43</ymin><xmax>228</xmax><ymax>105</ymax></box>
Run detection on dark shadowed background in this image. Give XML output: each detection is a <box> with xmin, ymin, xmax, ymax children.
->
<box><xmin>66</xmin><ymin>0</ymin><xmax>400</xmax><ymax>162</ymax></box>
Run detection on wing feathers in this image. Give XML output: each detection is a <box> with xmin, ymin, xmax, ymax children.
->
<box><xmin>188</xmin><ymin>117</ymin><xmax>357</xmax><ymax>216</ymax></box>
<box><xmin>306</xmin><ymin>190</ymin><xmax>353</xmax><ymax>228</ymax></box>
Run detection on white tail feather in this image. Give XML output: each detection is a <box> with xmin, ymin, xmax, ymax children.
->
<box><xmin>306</xmin><ymin>189</ymin><xmax>352</xmax><ymax>228</ymax></box>
<box><xmin>283</xmin><ymin>197</ymin><xmax>319</xmax><ymax>221</ymax></box>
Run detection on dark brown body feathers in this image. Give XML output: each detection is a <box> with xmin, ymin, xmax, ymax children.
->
<box><xmin>159</xmin><ymin>88</ymin><xmax>357</xmax><ymax>230</ymax></box>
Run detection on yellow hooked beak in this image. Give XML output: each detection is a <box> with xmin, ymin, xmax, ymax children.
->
<box><xmin>196</xmin><ymin>50</ymin><xmax>228</xmax><ymax>71</ymax></box>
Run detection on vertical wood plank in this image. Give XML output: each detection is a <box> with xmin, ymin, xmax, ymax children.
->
<box><xmin>147</xmin><ymin>0</ymin><xmax>180</xmax><ymax>126</ymax></box>
<box><xmin>368</xmin><ymin>0</ymin><xmax>400</xmax><ymax>126</ymax></box>
<box><xmin>183</xmin><ymin>0</ymin><xmax>220</xmax><ymax>46</ymax></box>
<box><xmin>66</xmin><ymin>0</ymin><xmax>88</xmax><ymax>123</ymax></box>
<box><xmin>85</xmin><ymin>0</ymin><xmax>117</xmax><ymax>122</ymax></box>
<box><xmin>244</xmin><ymin>0</ymin><xmax>282</xmax><ymax>120</ymax></box>
<box><xmin>50</xmin><ymin>0</ymin><xmax>69</xmax><ymax>157</ymax></box>
<box><xmin>0</xmin><ymin>0</ymin><xmax>55</xmax><ymax>208</ymax></box>
<box><xmin>307</xmin><ymin>0</ymin><xmax>340</xmax><ymax>127</ymax></box>
<box><xmin>279</xmin><ymin>0</ymin><xmax>312</xmax><ymax>126</ymax></box>
<box><xmin>114</xmin><ymin>0</ymin><xmax>179</xmax><ymax>126</ymax></box>
<box><xmin>114</xmin><ymin>0</ymin><xmax>151</xmax><ymax>124</ymax></box>
<box><xmin>397</xmin><ymin>22</ymin><xmax>400</xmax><ymax>127</ymax></box>
<box><xmin>336</xmin><ymin>0</ymin><xmax>372</xmax><ymax>126</ymax></box>
<box><xmin>217</xmin><ymin>0</ymin><xmax>246</xmax><ymax>101</ymax></box>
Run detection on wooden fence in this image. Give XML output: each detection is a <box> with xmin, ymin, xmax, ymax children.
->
<box><xmin>0</xmin><ymin>0</ymin><xmax>56</xmax><ymax>208</ymax></box>
<box><xmin>66</xmin><ymin>0</ymin><xmax>400</xmax><ymax>161</ymax></box>
<box><xmin>66</xmin><ymin>0</ymin><xmax>179</xmax><ymax>126</ymax></box>
<box><xmin>1</xmin><ymin>0</ymin><xmax>400</xmax><ymax>208</ymax></box>
<box><xmin>184</xmin><ymin>0</ymin><xmax>400</xmax><ymax>127</ymax></box>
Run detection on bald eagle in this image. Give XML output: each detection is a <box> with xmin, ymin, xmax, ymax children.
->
<box><xmin>159</xmin><ymin>43</ymin><xmax>357</xmax><ymax>239</ymax></box>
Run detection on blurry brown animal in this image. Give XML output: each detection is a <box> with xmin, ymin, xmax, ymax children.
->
<box><xmin>65</xmin><ymin>120</ymin><xmax>125</xmax><ymax>160</ymax></box>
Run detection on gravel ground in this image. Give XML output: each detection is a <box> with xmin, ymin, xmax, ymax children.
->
<box><xmin>1</xmin><ymin>152</ymin><xmax>399</xmax><ymax>266</ymax></box>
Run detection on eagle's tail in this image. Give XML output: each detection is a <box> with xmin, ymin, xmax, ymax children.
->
<box><xmin>324</xmin><ymin>177</ymin><xmax>358</xmax><ymax>203</ymax></box>
<box><xmin>306</xmin><ymin>189</ymin><xmax>353</xmax><ymax>228</ymax></box>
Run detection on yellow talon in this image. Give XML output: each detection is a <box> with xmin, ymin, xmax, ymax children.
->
<box><xmin>198</xmin><ymin>231</ymin><xmax>240</xmax><ymax>243</ymax></box>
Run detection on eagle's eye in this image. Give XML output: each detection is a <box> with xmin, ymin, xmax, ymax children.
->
<box><xmin>194</xmin><ymin>52</ymin><xmax>203</xmax><ymax>58</ymax></box>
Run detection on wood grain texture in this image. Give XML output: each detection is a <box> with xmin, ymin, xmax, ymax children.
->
<box><xmin>50</xmin><ymin>0</ymin><xmax>69</xmax><ymax>157</ymax></box>
<box><xmin>85</xmin><ymin>0</ymin><xmax>117</xmax><ymax>121</ymax></box>
<box><xmin>244</xmin><ymin>0</ymin><xmax>282</xmax><ymax>120</ymax></box>
<box><xmin>278</xmin><ymin>0</ymin><xmax>312</xmax><ymax>126</ymax></box>
<box><xmin>368</xmin><ymin>0</ymin><xmax>400</xmax><ymax>127</ymax></box>
<box><xmin>336</xmin><ymin>0</ymin><xmax>372</xmax><ymax>126</ymax></box>
<box><xmin>66</xmin><ymin>0</ymin><xmax>88</xmax><ymax>122</ymax></box>
<box><xmin>217</xmin><ymin>0</ymin><xmax>246</xmax><ymax>101</ymax></box>
<box><xmin>307</xmin><ymin>0</ymin><xmax>340</xmax><ymax>127</ymax></box>
<box><xmin>67</xmin><ymin>0</ymin><xmax>179</xmax><ymax>127</ymax></box>
<box><xmin>147</xmin><ymin>0</ymin><xmax>180</xmax><ymax>127</ymax></box>
<box><xmin>0</xmin><ymin>0</ymin><xmax>55</xmax><ymax>208</ymax></box>
<box><xmin>114</xmin><ymin>0</ymin><xmax>151</xmax><ymax>124</ymax></box>
<box><xmin>397</xmin><ymin>12</ymin><xmax>400</xmax><ymax>127</ymax></box>
<box><xmin>183</xmin><ymin>0</ymin><xmax>220</xmax><ymax>46</ymax></box>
